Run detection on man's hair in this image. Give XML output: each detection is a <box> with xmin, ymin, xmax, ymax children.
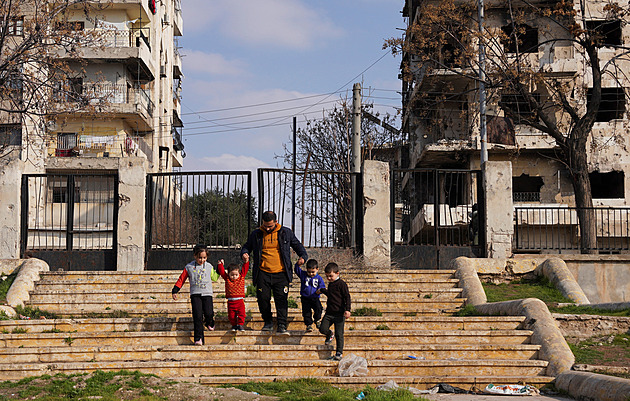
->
<box><xmin>227</xmin><ymin>263</ymin><xmax>241</xmax><ymax>273</ymax></box>
<box><xmin>193</xmin><ymin>244</ymin><xmax>207</xmax><ymax>257</ymax></box>
<box><xmin>324</xmin><ymin>262</ymin><xmax>339</xmax><ymax>274</ymax></box>
<box><xmin>262</xmin><ymin>211</ymin><xmax>277</xmax><ymax>222</ymax></box>
<box><xmin>306</xmin><ymin>259</ymin><xmax>318</xmax><ymax>270</ymax></box>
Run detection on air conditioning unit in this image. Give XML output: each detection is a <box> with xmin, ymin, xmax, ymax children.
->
<box><xmin>162</xmin><ymin>14</ymin><xmax>170</xmax><ymax>25</ymax></box>
<box><xmin>160</xmin><ymin>65</ymin><xmax>167</xmax><ymax>77</ymax></box>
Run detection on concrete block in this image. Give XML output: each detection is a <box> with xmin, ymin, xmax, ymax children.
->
<box><xmin>5</xmin><ymin>259</ymin><xmax>49</xmax><ymax>307</ymax></box>
<box><xmin>362</xmin><ymin>160</ymin><xmax>390</xmax><ymax>268</ymax></box>
<box><xmin>556</xmin><ymin>371</ymin><xmax>630</xmax><ymax>401</ymax></box>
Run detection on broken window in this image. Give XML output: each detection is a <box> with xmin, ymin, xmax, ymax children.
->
<box><xmin>502</xmin><ymin>23</ymin><xmax>538</xmax><ymax>53</ymax></box>
<box><xmin>587</xmin><ymin>87</ymin><xmax>625</xmax><ymax>122</ymax></box>
<box><xmin>500</xmin><ymin>92</ymin><xmax>541</xmax><ymax>123</ymax></box>
<box><xmin>590</xmin><ymin>171</ymin><xmax>624</xmax><ymax>199</ymax></box>
<box><xmin>0</xmin><ymin>124</ymin><xmax>21</xmax><ymax>146</ymax></box>
<box><xmin>513</xmin><ymin>174</ymin><xmax>543</xmax><ymax>202</ymax></box>
<box><xmin>1</xmin><ymin>17</ymin><xmax>24</xmax><ymax>36</ymax></box>
<box><xmin>586</xmin><ymin>20</ymin><xmax>622</xmax><ymax>47</ymax></box>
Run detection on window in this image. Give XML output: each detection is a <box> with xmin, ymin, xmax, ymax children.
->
<box><xmin>68</xmin><ymin>77</ymin><xmax>83</xmax><ymax>102</ymax></box>
<box><xmin>502</xmin><ymin>24</ymin><xmax>538</xmax><ymax>53</ymax></box>
<box><xmin>55</xmin><ymin>21</ymin><xmax>85</xmax><ymax>31</ymax></box>
<box><xmin>0</xmin><ymin>124</ymin><xmax>21</xmax><ymax>146</ymax></box>
<box><xmin>1</xmin><ymin>17</ymin><xmax>24</xmax><ymax>36</ymax></box>
<box><xmin>57</xmin><ymin>133</ymin><xmax>77</xmax><ymax>150</ymax></box>
<box><xmin>586</xmin><ymin>20</ymin><xmax>622</xmax><ymax>47</ymax></box>
<box><xmin>587</xmin><ymin>87</ymin><xmax>625</xmax><ymax>122</ymax></box>
<box><xmin>500</xmin><ymin>92</ymin><xmax>541</xmax><ymax>122</ymax></box>
<box><xmin>590</xmin><ymin>171</ymin><xmax>624</xmax><ymax>199</ymax></box>
<box><xmin>513</xmin><ymin>174</ymin><xmax>543</xmax><ymax>202</ymax></box>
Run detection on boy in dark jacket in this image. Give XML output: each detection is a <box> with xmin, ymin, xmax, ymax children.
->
<box><xmin>317</xmin><ymin>262</ymin><xmax>351</xmax><ymax>360</ymax></box>
<box><xmin>294</xmin><ymin>259</ymin><xmax>326</xmax><ymax>332</ymax></box>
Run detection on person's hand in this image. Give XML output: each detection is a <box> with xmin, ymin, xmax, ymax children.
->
<box><xmin>242</xmin><ymin>253</ymin><xmax>249</xmax><ymax>262</ymax></box>
<box><xmin>344</xmin><ymin>311</ymin><xmax>351</xmax><ymax>319</ymax></box>
<box><xmin>172</xmin><ymin>293</ymin><xmax>178</xmax><ymax>300</ymax></box>
<box><xmin>219</xmin><ymin>259</ymin><xmax>224</xmax><ymax>266</ymax></box>
<box><xmin>315</xmin><ymin>289</ymin><xmax>321</xmax><ymax>295</ymax></box>
<box><xmin>297</xmin><ymin>257</ymin><xmax>305</xmax><ymax>266</ymax></box>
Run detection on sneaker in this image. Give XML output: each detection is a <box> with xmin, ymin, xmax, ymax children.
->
<box><xmin>206</xmin><ymin>324</ymin><xmax>215</xmax><ymax>331</ymax></box>
<box><xmin>315</xmin><ymin>320</ymin><xmax>321</xmax><ymax>329</ymax></box>
<box><xmin>305</xmin><ymin>325</ymin><xmax>313</xmax><ymax>332</ymax></box>
<box><xmin>193</xmin><ymin>339</ymin><xmax>203</xmax><ymax>346</ymax></box>
<box><xmin>262</xmin><ymin>322</ymin><xmax>274</xmax><ymax>332</ymax></box>
<box><xmin>324</xmin><ymin>331</ymin><xmax>334</xmax><ymax>345</ymax></box>
<box><xmin>231</xmin><ymin>326</ymin><xmax>238</xmax><ymax>332</ymax></box>
<box><xmin>276</xmin><ymin>325</ymin><xmax>290</xmax><ymax>336</ymax></box>
<box><xmin>331</xmin><ymin>353</ymin><xmax>343</xmax><ymax>361</ymax></box>
<box><xmin>237</xmin><ymin>325</ymin><xmax>245</xmax><ymax>332</ymax></box>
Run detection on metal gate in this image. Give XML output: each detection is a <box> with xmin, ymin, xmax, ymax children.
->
<box><xmin>258</xmin><ymin>168</ymin><xmax>362</xmax><ymax>248</ymax></box>
<box><xmin>145</xmin><ymin>171</ymin><xmax>252</xmax><ymax>269</ymax></box>
<box><xmin>20</xmin><ymin>173</ymin><xmax>118</xmax><ymax>271</ymax></box>
<box><xmin>391</xmin><ymin>168</ymin><xmax>484</xmax><ymax>269</ymax></box>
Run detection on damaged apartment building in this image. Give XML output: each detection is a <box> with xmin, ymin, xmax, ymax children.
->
<box><xmin>398</xmin><ymin>0</ymin><xmax>630</xmax><ymax>254</ymax></box>
<box><xmin>0</xmin><ymin>0</ymin><xmax>184</xmax><ymax>268</ymax></box>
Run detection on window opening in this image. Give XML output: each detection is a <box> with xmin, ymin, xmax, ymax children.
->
<box><xmin>586</xmin><ymin>20</ymin><xmax>622</xmax><ymax>47</ymax></box>
<box><xmin>590</xmin><ymin>171</ymin><xmax>624</xmax><ymax>199</ymax></box>
<box><xmin>502</xmin><ymin>23</ymin><xmax>538</xmax><ymax>53</ymax></box>
<box><xmin>587</xmin><ymin>87</ymin><xmax>625</xmax><ymax>122</ymax></box>
<box><xmin>513</xmin><ymin>174</ymin><xmax>543</xmax><ymax>202</ymax></box>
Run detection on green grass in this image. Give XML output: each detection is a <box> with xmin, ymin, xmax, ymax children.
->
<box><xmin>375</xmin><ymin>324</ymin><xmax>389</xmax><ymax>330</ymax></box>
<box><xmin>0</xmin><ymin>370</ymin><xmax>164</xmax><ymax>401</ymax></box>
<box><xmin>454</xmin><ymin>304</ymin><xmax>483</xmax><ymax>317</ymax></box>
<box><xmin>549</xmin><ymin>304</ymin><xmax>630</xmax><ymax>316</ymax></box>
<box><xmin>483</xmin><ymin>276</ymin><xmax>572</xmax><ymax>305</ymax></box>
<box><xmin>569</xmin><ymin>333</ymin><xmax>630</xmax><ymax>365</ymax></box>
<box><xmin>288</xmin><ymin>297</ymin><xmax>299</xmax><ymax>309</ymax></box>
<box><xmin>232</xmin><ymin>378</ymin><xmax>426</xmax><ymax>401</ymax></box>
<box><xmin>0</xmin><ymin>310</ymin><xmax>11</xmax><ymax>321</ymax></box>
<box><xmin>11</xmin><ymin>327</ymin><xmax>27</xmax><ymax>334</ymax></box>
<box><xmin>0</xmin><ymin>272</ymin><xmax>18</xmax><ymax>304</ymax></box>
<box><xmin>352</xmin><ymin>307</ymin><xmax>382</xmax><ymax>317</ymax></box>
<box><xmin>14</xmin><ymin>305</ymin><xmax>59</xmax><ymax>320</ymax></box>
<box><xmin>84</xmin><ymin>310</ymin><xmax>131</xmax><ymax>318</ymax></box>
<box><xmin>245</xmin><ymin>284</ymin><xmax>257</xmax><ymax>297</ymax></box>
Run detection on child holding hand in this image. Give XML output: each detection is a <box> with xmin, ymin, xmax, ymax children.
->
<box><xmin>217</xmin><ymin>255</ymin><xmax>250</xmax><ymax>332</ymax></box>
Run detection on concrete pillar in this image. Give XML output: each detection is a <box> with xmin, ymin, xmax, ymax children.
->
<box><xmin>362</xmin><ymin>160</ymin><xmax>391</xmax><ymax>268</ymax></box>
<box><xmin>483</xmin><ymin>161</ymin><xmax>513</xmax><ymax>258</ymax></box>
<box><xmin>117</xmin><ymin>158</ymin><xmax>147</xmax><ymax>271</ymax></box>
<box><xmin>0</xmin><ymin>158</ymin><xmax>24</xmax><ymax>259</ymax></box>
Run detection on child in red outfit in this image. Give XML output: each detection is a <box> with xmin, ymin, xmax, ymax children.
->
<box><xmin>217</xmin><ymin>257</ymin><xmax>250</xmax><ymax>332</ymax></box>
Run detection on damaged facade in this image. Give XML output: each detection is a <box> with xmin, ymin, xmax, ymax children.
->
<box><xmin>399</xmin><ymin>0</ymin><xmax>630</xmax><ymax>254</ymax></box>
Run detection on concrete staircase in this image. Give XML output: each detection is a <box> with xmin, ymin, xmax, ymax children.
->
<box><xmin>0</xmin><ymin>269</ymin><xmax>555</xmax><ymax>388</ymax></box>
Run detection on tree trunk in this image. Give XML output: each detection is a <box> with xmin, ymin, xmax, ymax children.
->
<box><xmin>567</xmin><ymin>139</ymin><xmax>597</xmax><ymax>253</ymax></box>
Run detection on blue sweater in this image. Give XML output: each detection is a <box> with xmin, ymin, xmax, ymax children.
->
<box><xmin>294</xmin><ymin>264</ymin><xmax>326</xmax><ymax>298</ymax></box>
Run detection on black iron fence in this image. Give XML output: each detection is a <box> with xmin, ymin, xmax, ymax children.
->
<box><xmin>257</xmin><ymin>168</ymin><xmax>361</xmax><ymax>248</ymax></box>
<box><xmin>146</xmin><ymin>171</ymin><xmax>252</xmax><ymax>251</ymax></box>
<box><xmin>20</xmin><ymin>173</ymin><xmax>118</xmax><ymax>270</ymax></box>
<box><xmin>514</xmin><ymin>206</ymin><xmax>630</xmax><ymax>252</ymax></box>
<box><xmin>391</xmin><ymin>169</ymin><xmax>484</xmax><ymax>268</ymax></box>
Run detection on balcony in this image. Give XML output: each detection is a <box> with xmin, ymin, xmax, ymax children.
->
<box><xmin>53</xmin><ymin>28</ymin><xmax>154</xmax><ymax>81</ymax></box>
<box><xmin>52</xmin><ymin>83</ymin><xmax>154</xmax><ymax>131</ymax></box>
<box><xmin>173</xmin><ymin>0</ymin><xmax>183</xmax><ymax>36</ymax></box>
<box><xmin>50</xmin><ymin>132</ymin><xmax>153</xmax><ymax>161</ymax></box>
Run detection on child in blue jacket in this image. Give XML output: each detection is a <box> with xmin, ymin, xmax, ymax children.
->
<box><xmin>294</xmin><ymin>259</ymin><xmax>326</xmax><ymax>332</ymax></box>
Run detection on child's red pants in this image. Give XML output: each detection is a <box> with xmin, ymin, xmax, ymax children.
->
<box><xmin>227</xmin><ymin>299</ymin><xmax>246</xmax><ymax>326</ymax></box>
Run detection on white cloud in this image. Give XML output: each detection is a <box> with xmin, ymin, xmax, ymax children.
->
<box><xmin>182</xmin><ymin>50</ymin><xmax>247</xmax><ymax>76</ymax></box>
<box><xmin>185</xmin><ymin>154</ymin><xmax>270</xmax><ymax>172</ymax></box>
<box><xmin>183</xmin><ymin>0</ymin><xmax>343</xmax><ymax>49</ymax></box>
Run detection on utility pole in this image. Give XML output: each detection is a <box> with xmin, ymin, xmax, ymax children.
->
<box><xmin>351</xmin><ymin>83</ymin><xmax>361</xmax><ymax>248</ymax></box>
<box><xmin>292</xmin><ymin>116</ymin><xmax>297</xmax><ymax>232</ymax></box>
<box><xmin>478</xmin><ymin>0</ymin><xmax>488</xmax><ymax>165</ymax></box>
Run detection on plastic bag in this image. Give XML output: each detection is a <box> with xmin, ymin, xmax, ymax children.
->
<box><xmin>484</xmin><ymin>384</ymin><xmax>540</xmax><ymax>396</ymax></box>
<box><xmin>338</xmin><ymin>354</ymin><xmax>368</xmax><ymax>377</ymax></box>
<box><xmin>377</xmin><ymin>380</ymin><xmax>438</xmax><ymax>395</ymax></box>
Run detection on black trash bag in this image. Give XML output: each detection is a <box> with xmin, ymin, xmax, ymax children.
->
<box><xmin>436</xmin><ymin>383</ymin><xmax>468</xmax><ymax>394</ymax></box>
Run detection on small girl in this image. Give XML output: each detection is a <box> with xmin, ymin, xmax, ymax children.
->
<box><xmin>217</xmin><ymin>255</ymin><xmax>250</xmax><ymax>332</ymax></box>
<box><xmin>172</xmin><ymin>244</ymin><xmax>219</xmax><ymax>345</ymax></box>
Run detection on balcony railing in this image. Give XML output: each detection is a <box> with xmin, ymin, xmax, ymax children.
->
<box><xmin>54</xmin><ymin>83</ymin><xmax>153</xmax><ymax>117</ymax></box>
<box><xmin>97</xmin><ymin>28</ymin><xmax>150</xmax><ymax>50</ymax></box>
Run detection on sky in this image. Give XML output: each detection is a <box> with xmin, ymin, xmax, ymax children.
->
<box><xmin>178</xmin><ymin>0</ymin><xmax>405</xmax><ymax>172</ymax></box>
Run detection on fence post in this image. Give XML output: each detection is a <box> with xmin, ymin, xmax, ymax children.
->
<box><xmin>117</xmin><ymin>157</ymin><xmax>147</xmax><ymax>271</ymax></box>
<box><xmin>362</xmin><ymin>160</ymin><xmax>391</xmax><ymax>268</ymax></box>
<box><xmin>482</xmin><ymin>161</ymin><xmax>514</xmax><ymax>258</ymax></box>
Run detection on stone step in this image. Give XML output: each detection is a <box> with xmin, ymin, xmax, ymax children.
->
<box><xmin>27</xmin><ymin>288</ymin><xmax>463</xmax><ymax>303</ymax></box>
<box><xmin>0</xmin><ymin>358</ymin><xmax>548</xmax><ymax>381</ymax></box>
<box><xmin>197</xmin><ymin>375</ymin><xmax>555</xmax><ymax>390</ymax></box>
<box><xmin>0</xmin><ymin>343</ymin><xmax>541</xmax><ymax>364</ymax></box>
<box><xmin>26</xmin><ymin>298</ymin><xmax>465</xmax><ymax>316</ymax></box>
<box><xmin>0</xmin><ymin>316</ymin><xmax>526</xmax><ymax>333</ymax></box>
<box><xmin>0</xmin><ymin>329</ymin><xmax>533</xmax><ymax>348</ymax></box>
<box><xmin>37</xmin><ymin>270</ymin><xmax>455</xmax><ymax>282</ymax></box>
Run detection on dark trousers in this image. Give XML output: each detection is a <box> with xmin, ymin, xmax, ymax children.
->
<box><xmin>190</xmin><ymin>294</ymin><xmax>214</xmax><ymax>343</ymax></box>
<box><xmin>319</xmin><ymin>312</ymin><xmax>345</xmax><ymax>355</ymax></box>
<box><xmin>301</xmin><ymin>296</ymin><xmax>323</xmax><ymax>326</ymax></box>
<box><xmin>256</xmin><ymin>270</ymin><xmax>289</xmax><ymax>327</ymax></box>
<box><xmin>228</xmin><ymin>299</ymin><xmax>246</xmax><ymax>326</ymax></box>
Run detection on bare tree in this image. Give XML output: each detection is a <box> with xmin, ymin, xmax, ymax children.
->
<box><xmin>280</xmin><ymin>99</ymin><xmax>401</xmax><ymax>246</ymax></box>
<box><xmin>0</xmin><ymin>0</ymin><xmax>107</xmax><ymax>158</ymax></box>
<box><xmin>386</xmin><ymin>0</ymin><xmax>630</xmax><ymax>252</ymax></box>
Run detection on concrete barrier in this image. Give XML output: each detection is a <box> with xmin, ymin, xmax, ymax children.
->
<box><xmin>556</xmin><ymin>371</ymin><xmax>630</xmax><ymax>401</ymax></box>
<box><xmin>3</xmin><ymin>259</ymin><xmax>49</xmax><ymax>307</ymax></box>
<box><xmin>540</xmin><ymin>258</ymin><xmax>590</xmax><ymax>304</ymax></box>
